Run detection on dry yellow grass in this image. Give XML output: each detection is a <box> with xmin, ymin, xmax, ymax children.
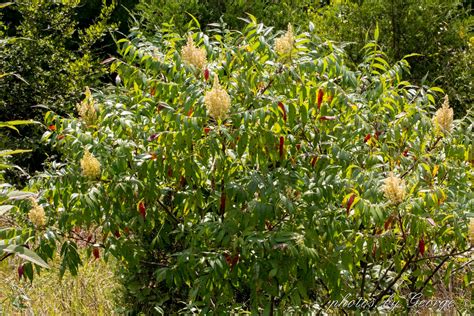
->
<box><xmin>0</xmin><ymin>254</ymin><xmax>118</xmax><ymax>315</ymax></box>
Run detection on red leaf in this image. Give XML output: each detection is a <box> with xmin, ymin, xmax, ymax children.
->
<box><xmin>402</xmin><ymin>149</ymin><xmax>409</xmax><ymax>157</ymax></box>
<box><xmin>296</xmin><ymin>143</ymin><xmax>301</xmax><ymax>151</ymax></box>
<box><xmin>187</xmin><ymin>107</ymin><xmax>193</xmax><ymax>116</ymax></box>
<box><xmin>311</xmin><ymin>156</ymin><xmax>318</xmax><ymax>167</ymax></box>
<box><xmin>179</xmin><ymin>175</ymin><xmax>187</xmax><ymax>187</ymax></box>
<box><xmin>346</xmin><ymin>194</ymin><xmax>356</xmax><ymax>215</ymax></box>
<box><xmin>57</xmin><ymin>134</ymin><xmax>65</xmax><ymax>140</ymax></box>
<box><xmin>224</xmin><ymin>253</ymin><xmax>231</xmax><ymax>265</ymax></box>
<box><xmin>319</xmin><ymin>116</ymin><xmax>336</xmax><ymax>121</ymax></box>
<box><xmin>224</xmin><ymin>253</ymin><xmax>240</xmax><ymax>270</ymax></box>
<box><xmin>204</xmin><ymin>127</ymin><xmax>210</xmax><ymax>135</ymax></box>
<box><xmin>114</xmin><ymin>230</ymin><xmax>121</xmax><ymax>238</ymax></box>
<box><xmin>418</xmin><ymin>238</ymin><xmax>425</xmax><ymax>256</ymax></box>
<box><xmin>18</xmin><ymin>264</ymin><xmax>24</xmax><ymax>279</ymax></box>
<box><xmin>139</xmin><ymin>202</ymin><xmax>146</xmax><ymax>218</ymax></box>
<box><xmin>48</xmin><ymin>124</ymin><xmax>56</xmax><ymax>131</ymax></box>
<box><xmin>364</xmin><ymin>134</ymin><xmax>371</xmax><ymax>143</ymax></box>
<box><xmin>278</xmin><ymin>102</ymin><xmax>287</xmax><ymax>122</ymax></box>
<box><xmin>317</xmin><ymin>89</ymin><xmax>324</xmax><ymax>109</ymax></box>
<box><xmin>279</xmin><ymin>136</ymin><xmax>284</xmax><ymax>158</ymax></box>
<box><xmin>375</xmin><ymin>130</ymin><xmax>382</xmax><ymax>139</ymax></box>
<box><xmin>220</xmin><ymin>192</ymin><xmax>226</xmax><ymax>213</ymax></box>
<box><xmin>384</xmin><ymin>216</ymin><xmax>394</xmax><ymax>230</ymax></box>
<box><xmin>150</xmin><ymin>87</ymin><xmax>156</xmax><ymax>96</ymax></box>
<box><xmin>93</xmin><ymin>247</ymin><xmax>100</xmax><ymax>259</ymax></box>
<box><xmin>204</xmin><ymin>69</ymin><xmax>210</xmax><ymax>81</ymax></box>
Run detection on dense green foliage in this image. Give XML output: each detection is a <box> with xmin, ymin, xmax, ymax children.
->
<box><xmin>313</xmin><ymin>0</ymin><xmax>473</xmax><ymax>116</ymax></box>
<box><xmin>136</xmin><ymin>0</ymin><xmax>321</xmax><ymax>33</ymax></box>
<box><xmin>6</xmin><ymin>20</ymin><xmax>471</xmax><ymax>313</ymax></box>
<box><xmin>0</xmin><ymin>0</ymin><xmax>134</xmax><ymax>185</ymax></box>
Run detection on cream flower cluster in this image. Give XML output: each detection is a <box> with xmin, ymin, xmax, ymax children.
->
<box><xmin>181</xmin><ymin>35</ymin><xmax>207</xmax><ymax>69</ymax></box>
<box><xmin>28</xmin><ymin>198</ymin><xmax>46</xmax><ymax>227</ymax></box>
<box><xmin>275</xmin><ymin>24</ymin><xmax>295</xmax><ymax>56</ymax></box>
<box><xmin>433</xmin><ymin>95</ymin><xmax>453</xmax><ymax>134</ymax></box>
<box><xmin>80</xmin><ymin>149</ymin><xmax>101</xmax><ymax>179</ymax></box>
<box><xmin>382</xmin><ymin>172</ymin><xmax>406</xmax><ymax>204</ymax></box>
<box><xmin>77</xmin><ymin>87</ymin><xmax>97</xmax><ymax>126</ymax></box>
<box><xmin>204</xmin><ymin>74</ymin><xmax>231</xmax><ymax>120</ymax></box>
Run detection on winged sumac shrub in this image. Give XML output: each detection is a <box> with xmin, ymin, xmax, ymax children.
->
<box><xmin>26</xmin><ymin>19</ymin><xmax>474</xmax><ymax>313</ymax></box>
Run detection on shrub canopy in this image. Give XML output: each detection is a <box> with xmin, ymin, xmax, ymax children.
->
<box><xmin>4</xmin><ymin>18</ymin><xmax>473</xmax><ymax>314</ymax></box>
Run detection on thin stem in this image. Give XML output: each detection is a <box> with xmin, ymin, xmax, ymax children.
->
<box><xmin>258</xmin><ymin>64</ymin><xmax>284</xmax><ymax>96</ymax></box>
<box><xmin>156</xmin><ymin>198</ymin><xmax>179</xmax><ymax>223</ymax></box>
<box><xmin>411</xmin><ymin>246</ymin><xmax>472</xmax><ymax>263</ymax></box>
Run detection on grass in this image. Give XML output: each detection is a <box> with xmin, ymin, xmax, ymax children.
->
<box><xmin>0</xmin><ymin>254</ymin><xmax>118</xmax><ymax>315</ymax></box>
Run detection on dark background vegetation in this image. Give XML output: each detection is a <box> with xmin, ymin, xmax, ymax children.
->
<box><xmin>0</xmin><ymin>0</ymin><xmax>472</xmax><ymax>184</ymax></box>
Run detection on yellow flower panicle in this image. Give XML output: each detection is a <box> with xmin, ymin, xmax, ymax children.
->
<box><xmin>275</xmin><ymin>23</ymin><xmax>295</xmax><ymax>56</ymax></box>
<box><xmin>28</xmin><ymin>198</ymin><xmax>46</xmax><ymax>227</ymax></box>
<box><xmin>382</xmin><ymin>172</ymin><xmax>406</xmax><ymax>204</ymax></box>
<box><xmin>204</xmin><ymin>74</ymin><xmax>231</xmax><ymax>120</ymax></box>
<box><xmin>77</xmin><ymin>87</ymin><xmax>97</xmax><ymax>126</ymax></box>
<box><xmin>80</xmin><ymin>149</ymin><xmax>101</xmax><ymax>179</ymax></box>
<box><xmin>433</xmin><ymin>95</ymin><xmax>453</xmax><ymax>134</ymax></box>
<box><xmin>469</xmin><ymin>218</ymin><xmax>474</xmax><ymax>244</ymax></box>
<box><xmin>181</xmin><ymin>35</ymin><xmax>207</xmax><ymax>70</ymax></box>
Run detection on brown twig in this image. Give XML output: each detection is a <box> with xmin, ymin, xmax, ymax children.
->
<box><xmin>370</xmin><ymin>240</ymin><xmax>407</xmax><ymax>298</ymax></box>
<box><xmin>370</xmin><ymin>251</ymin><xmax>416</xmax><ymax>309</ymax></box>
<box><xmin>417</xmin><ymin>248</ymin><xmax>457</xmax><ymax>293</ymax></box>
